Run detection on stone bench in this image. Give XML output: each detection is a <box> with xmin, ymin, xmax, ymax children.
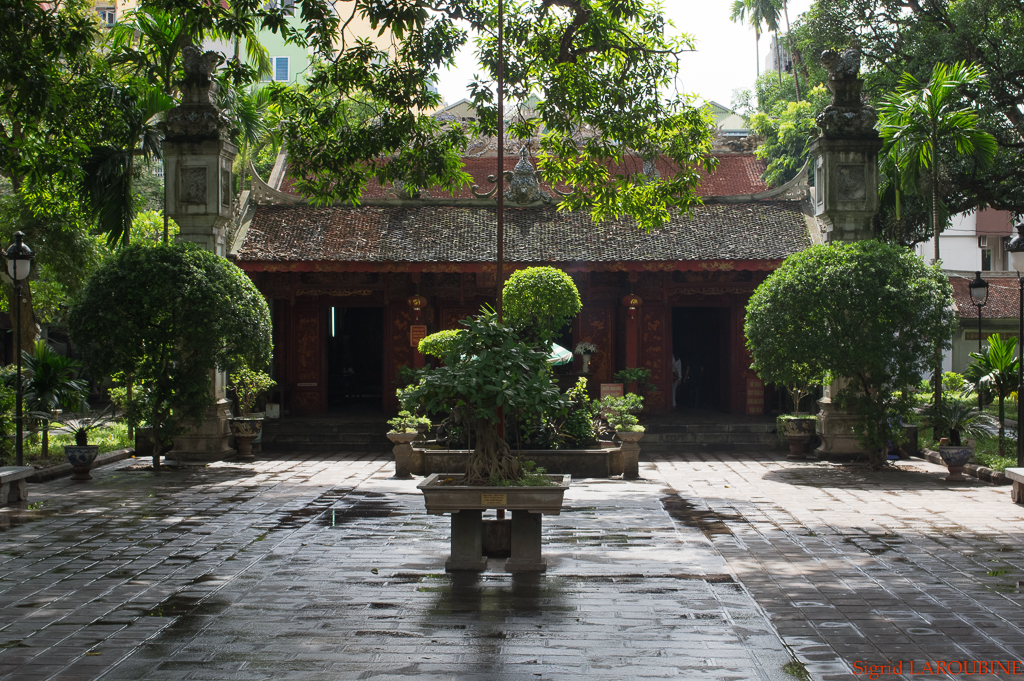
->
<box><xmin>0</xmin><ymin>466</ymin><xmax>34</xmax><ymax>505</ymax></box>
<box><xmin>1006</xmin><ymin>468</ymin><xmax>1024</xmax><ymax>504</ymax></box>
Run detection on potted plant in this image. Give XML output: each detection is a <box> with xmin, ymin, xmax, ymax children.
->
<box><xmin>574</xmin><ymin>341</ymin><xmax>598</xmax><ymax>373</ymax></box>
<box><xmin>58</xmin><ymin>406</ymin><xmax>116</xmax><ymax>481</ymax></box>
<box><xmin>386</xmin><ymin>410</ymin><xmax>432</xmax><ymax>478</ymax></box>
<box><xmin>228</xmin><ymin>366</ymin><xmax>276</xmax><ymax>462</ymax></box>
<box><xmin>614</xmin><ymin>367</ymin><xmax>657</xmax><ymax>398</ymax></box>
<box><xmin>402</xmin><ymin>266</ymin><xmax>580</xmax><ymax>572</ymax></box>
<box><xmin>776</xmin><ymin>376</ymin><xmax>822</xmax><ymax>460</ymax></box>
<box><xmin>597</xmin><ymin>393</ymin><xmax>645</xmax><ymax>478</ymax></box>
<box><xmin>922</xmin><ymin>401</ymin><xmax>996</xmax><ymax>480</ymax></box>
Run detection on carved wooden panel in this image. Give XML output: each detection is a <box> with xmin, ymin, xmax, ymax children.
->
<box><xmin>292</xmin><ymin>306</ymin><xmax>324</xmax><ymax>414</ymax></box>
<box><xmin>384</xmin><ymin>304</ymin><xmax>414</xmax><ymax>412</ymax></box>
<box><xmin>578</xmin><ymin>306</ymin><xmax>613</xmax><ymax>384</ymax></box>
<box><xmin>641</xmin><ymin>307</ymin><xmax>669</xmax><ymax>412</ymax></box>
<box><xmin>440</xmin><ymin>307</ymin><xmax>477</xmax><ymax>331</ymax></box>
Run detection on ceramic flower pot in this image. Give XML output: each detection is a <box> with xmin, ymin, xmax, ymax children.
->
<box><xmin>229</xmin><ymin>417</ymin><xmax>264</xmax><ymax>462</ymax></box>
<box><xmin>937</xmin><ymin>445</ymin><xmax>972</xmax><ymax>481</ymax></box>
<box><xmin>780</xmin><ymin>417</ymin><xmax>816</xmax><ymax>460</ymax></box>
<box><xmin>64</xmin><ymin>445</ymin><xmax>99</xmax><ymax>481</ymax></box>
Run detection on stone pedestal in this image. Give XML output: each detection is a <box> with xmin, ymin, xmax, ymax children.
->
<box><xmin>160</xmin><ymin>46</ymin><xmax>240</xmax><ymax>463</ymax></box>
<box><xmin>387</xmin><ymin>432</ymin><xmax>416</xmax><ymax>479</ymax></box>
<box><xmin>446</xmin><ymin>510</ymin><xmax>488</xmax><ymax>572</ymax></box>
<box><xmin>616</xmin><ymin>431</ymin><xmax>643</xmax><ymax>479</ymax></box>
<box><xmin>167</xmin><ymin>398</ymin><xmax>236</xmax><ymax>465</ymax></box>
<box><xmin>814</xmin><ymin>393</ymin><xmax>869</xmax><ymax>460</ymax></box>
<box><xmin>809</xmin><ymin>135</ymin><xmax>883</xmax><ymax>243</ymax></box>
<box><xmin>505</xmin><ymin>511</ymin><xmax>545</xmax><ymax>572</ymax></box>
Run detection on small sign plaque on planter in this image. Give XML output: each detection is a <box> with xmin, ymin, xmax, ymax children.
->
<box><xmin>480</xmin><ymin>493</ymin><xmax>507</xmax><ymax>505</ymax></box>
<box><xmin>410</xmin><ymin>324</ymin><xmax>427</xmax><ymax>347</ymax></box>
<box><xmin>600</xmin><ymin>383</ymin><xmax>624</xmax><ymax>399</ymax></box>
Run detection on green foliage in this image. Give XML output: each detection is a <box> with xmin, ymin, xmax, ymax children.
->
<box><xmin>745</xmin><ymin>241</ymin><xmax>956</xmax><ymax>466</ymax></box>
<box><xmin>401</xmin><ymin>310</ymin><xmax>563</xmax><ymax>426</ymax></box>
<box><xmin>503</xmin><ymin>267</ymin><xmax>581</xmax><ymax>344</ymax></box>
<box><xmin>559</xmin><ymin>377</ymin><xmax>596</xmax><ymax>449</ymax></box>
<box><xmin>598</xmin><ymin>394</ymin><xmax>645</xmax><ymax>432</ymax></box>
<box><xmin>748</xmin><ymin>86</ymin><xmax>831</xmax><ymax>187</ymax></box>
<box><xmin>387</xmin><ymin>410</ymin><xmax>431</xmax><ymax>434</ymax></box>
<box><xmin>614</xmin><ymin>367</ymin><xmax>657</xmax><ymax>395</ymax></box>
<box><xmin>21</xmin><ymin>340</ymin><xmax>88</xmax><ymax>413</ymax></box>
<box><xmin>964</xmin><ymin>333</ymin><xmax>1019</xmax><ymax>455</ymax></box>
<box><xmin>272</xmin><ymin>0</ymin><xmax>716</xmax><ymax>232</ymax></box>
<box><xmin>488</xmin><ymin>461</ymin><xmax>555</xmax><ymax>488</ymax></box>
<box><xmin>67</xmin><ymin>243</ymin><xmax>272</xmax><ymax>459</ymax></box>
<box><xmin>942</xmin><ymin>371</ymin><xmax>967</xmax><ymax>393</ymax></box>
<box><xmin>229</xmin><ymin>366</ymin><xmax>276</xmax><ymax>416</ymax></box>
<box><xmin>57</xmin><ymin>405</ymin><xmax>116</xmax><ymax>446</ymax></box>
<box><xmin>418</xmin><ymin>329</ymin><xmax>465</xmax><ymax>359</ymax></box>
<box><xmin>921</xmin><ymin>400</ymin><xmax>997</xmax><ymax>447</ymax></box>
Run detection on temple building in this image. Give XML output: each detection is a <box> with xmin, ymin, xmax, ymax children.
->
<box><xmin>230</xmin><ymin>144</ymin><xmax>816</xmax><ymax>416</ymax></box>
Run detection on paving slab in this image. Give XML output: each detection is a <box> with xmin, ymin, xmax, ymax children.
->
<box><xmin>654</xmin><ymin>453</ymin><xmax>1024</xmax><ymax>681</ymax></box>
<box><xmin>0</xmin><ymin>454</ymin><xmax>794</xmax><ymax>681</ymax></box>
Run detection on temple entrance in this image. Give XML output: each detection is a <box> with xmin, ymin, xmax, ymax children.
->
<box><xmin>326</xmin><ymin>306</ymin><xmax>384</xmax><ymax>410</ymax></box>
<box><xmin>671</xmin><ymin>307</ymin><xmax>731</xmax><ymax>412</ymax></box>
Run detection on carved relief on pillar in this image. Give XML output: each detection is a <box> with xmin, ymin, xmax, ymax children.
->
<box><xmin>578</xmin><ymin>307</ymin><xmax>613</xmax><ymax>383</ymax></box>
<box><xmin>640</xmin><ymin>308</ymin><xmax>668</xmax><ymax>412</ymax></box>
<box><xmin>292</xmin><ymin>307</ymin><xmax>323</xmax><ymax>414</ymax></box>
<box><xmin>441</xmin><ymin>307</ymin><xmax>477</xmax><ymax>330</ymax></box>
<box><xmin>389</xmin><ymin>305</ymin><xmax>414</xmax><ymax>372</ymax></box>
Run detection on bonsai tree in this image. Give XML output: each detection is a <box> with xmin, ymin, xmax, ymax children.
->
<box><xmin>598</xmin><ymin>394</ymin><xmax>645</xmax><ymax>433</ymax></box>
<box><xmin>21</xmin><ymin>341</ymin><xmax>89</xmax><ymax>458</ymax></box>
<box><xmin>964</xmin><ymin>333</ymin><xmax>1018</xmax><ymax>455</ymax></box>
<box><xmin>228</xmin><ymin>366</ymin><xmax>276</xmax><ymax>417</ymax></box>
<box><xmin>67</xmin><ymin>243</ymin><xmax>272</xmax><ymax>470</ymax></box>
<box><xmin>401</xmin><ymin>266</ymin><xmax>582</xmax><ymax>484</ymax></box>
<box><xmin>745</xmin><ymin>241</ymin><xmax>956</xmax><ymax>468</ymax></box>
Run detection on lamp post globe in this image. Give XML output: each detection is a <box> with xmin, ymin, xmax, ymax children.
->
<box><xmin>1006</xmin><ymin>225</ymin><xmax>1024</xmax><ymax>469</ymax></box>
<box><xmin>4</xmin><ymin>231</ymin><xmax>34</xmax><ymax>467</ymax></box>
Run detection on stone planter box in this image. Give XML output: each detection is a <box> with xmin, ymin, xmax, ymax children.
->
<box><xmin>416</xmin><ymin>448</ymin><xmax>620</xmax><ymax>478</ymax></box>
<box><xmin>418</xmin><ymin>473</ymin><xmax>570</xmax><ymax>573</ymax></box>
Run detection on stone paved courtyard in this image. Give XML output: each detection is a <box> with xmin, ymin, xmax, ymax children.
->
<box><xmin>0</xmin><ymin>450</ymin><xmax>1021</xmax><ymax>680</ymax></box>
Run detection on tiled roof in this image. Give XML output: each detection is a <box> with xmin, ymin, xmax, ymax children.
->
<box><xmin>237</xmin><ymin>201</ymin><xmax>809</xmax><ymax>266</ymax></box>
<box><xmin>951</xmin><ymin>275</ymin><xmax>1021</xmax><ymax>319</ymax></box>
<box><xmin>277</xmin><ymin>154</ymin><xmax>769</xmax><ymax>199</ymax></box>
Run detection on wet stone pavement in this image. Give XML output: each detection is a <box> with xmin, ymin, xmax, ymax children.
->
<box><xmin>0</xmin><ymin>451</ymin><xmax>1019</xmax><ymax>680</ymax></box>
<box><xmin>0</xmin><ymin>454</ymin><xmax>792</xmax><ymax>681</ymax></box>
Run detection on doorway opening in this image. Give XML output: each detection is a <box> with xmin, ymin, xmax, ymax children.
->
<box><xmin>671</xmin><ymin>307</ymin><xmax>731</xmax><ymax>411</ymax></box>
<box><xmin>326</xmin><ymin>306</ymin><xmax>384</xmax><ymax>410</ymax></box>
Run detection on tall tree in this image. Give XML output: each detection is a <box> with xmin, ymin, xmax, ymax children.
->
<box><xmin>730</xmin><ymin>0</ymin><xmax>800</xmax><ymax>101</ymax></box>
<box><xmin>879</xmin><ymin>61</ymin><xmax>997</xmax><ymax>265</ymax></box>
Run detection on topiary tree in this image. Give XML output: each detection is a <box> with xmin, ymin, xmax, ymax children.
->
<box><xmin>503</xmin><ymin>267</ymin><xmax>582</xmax><ymax>344</ymax></box>
<box><xmin>400</xmin><ymin>266</ymin><xmax>582</xmax><ymax>484</ymax></box>
<box><xmin>745</xmin><ymin>241</ymin><xmax>956</xmax><ymax>467</ymax></box>
<box><xmin>67</xmin><ymin>243</ymin><xmax>272</xmax><ymax>469</ymax></box>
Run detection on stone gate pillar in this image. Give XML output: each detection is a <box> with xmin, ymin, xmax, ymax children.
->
<box><xmin>808</xmin><ymin>42</ymin><xmax>883</xmax><ymax>458</ymax></box>
<box><xmin>162</xmin><ymin>46</ymin><xmax>238</xmax><ymax>463</ymax></box>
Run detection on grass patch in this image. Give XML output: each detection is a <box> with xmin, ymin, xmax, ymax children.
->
<box><xmin>783</xmin><ymin>660</ymin><xmax>810</xmax><ymax>680</ymax></box>
<box><xmin>0</xmin><ymin>422</ymin><xmax>132</xmax><ymax>468</ymax></box>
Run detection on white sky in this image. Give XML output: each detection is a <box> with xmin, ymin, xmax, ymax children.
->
<box><xmin>434</xmin><ymin>0</ymin><xmax>816</xmax><ymax>111</ymax></box>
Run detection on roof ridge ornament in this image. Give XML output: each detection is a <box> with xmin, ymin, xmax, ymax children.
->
<box><xmin>471</xmin><ymin>146</ymin><xmax>553</xmax><ymax>205</ymax></box>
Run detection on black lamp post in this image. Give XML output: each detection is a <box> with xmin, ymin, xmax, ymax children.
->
<box><xmin>1006</xmin><ymin>225</ymin><xmax>1024</xmax><ymax>468</ymax></box>
<box><xmin>968</xmin><ymin>271</ymin><xmax>990</xmax><ymax>412</ymax></box>
<box><xmin>4</xmin><ymin>232</ymin><xmax>33</xmax><ymax>467</ymax></box>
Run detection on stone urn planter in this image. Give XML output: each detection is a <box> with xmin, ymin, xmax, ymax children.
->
<box><xmin>229</xmin><ymin>417</ymin><xmax>264</xmax><ymax>462</ymax></box>
<box><xmin>64</xmin><ymin>445</ymin><xmax>99</xmax><ymax>481</ymax></box>
<box><xmin>937</xmin><ymin>444</ymin><xmax>973</xmax><ymax>481</ymax></box>
<box><xmin>779</xmin><ymin>416</ymin><xmax>816</xmax><ymax>460</ymax></box>
<box><xmin>418</xmin><ymin>473</ymin><xmax>571</xmax><ymax>573</ymax></box>
<box><xmin>615</xmin><ymin>431</ymin><xmax>644</xmax><ymax>479</ymax></box>
<box><xmin>387</xmin><ymin>432</ymin><xmax>417</xmax><ymax>479</ymax></box>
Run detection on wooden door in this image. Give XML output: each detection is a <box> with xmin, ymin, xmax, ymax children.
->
<box><xmin>291</xmin><ymin>305</ymin><xmax>325</xmax><ymax>414</ymax></box>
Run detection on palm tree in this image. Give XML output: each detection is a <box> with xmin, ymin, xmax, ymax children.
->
<box><xmin>731</xmin><ymin>0</ymin><xmax>800</xmax><ymax>101</ymax></box>
<box><xmin>22</xmin><ymin>341</ymin><xmax>88</xmax><ymax>459</ymax></box>
<box><xmin>880</xmin><ymin>61</ymin><xmax>997</xmax><ymax>410</ymax></box>
<box><xmin>965</xmin><ymin>333</ymin><xmax>1018</xmax><ymax>456</ymax></box>
<box><xmin>879</xmin><ymin>62</ymin><xmax>997</xmax><ymax>265</ymax></box>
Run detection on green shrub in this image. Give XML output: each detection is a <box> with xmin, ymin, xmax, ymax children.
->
<box><xmin>387</xmin><ymin>410</ymin><xmax>431</xmax><ymax>433</ymax></box>
<box><xmin>558</xmin><ymin>377</ymin><xmax>596</xmax><ymax>448</ymax></box>
<box><xmin>418</xmin><ymin>329</ymin><xmax>465</xmax><ymax>358</ymax></box>
<box><xmin>942</xmin><ymin>371</ymin><xmax>966</xmax><ymax>393</ymax></box>
<box><xmin>614</xmin><ymin>367</ymin><xmax>657</xmax><ymax>395</ymax></box>
<box><xmin>503</xmin><ymin>267</ymin><xmax>582</xmax><ymax>343</ymax></box>
<box><xmin>599</xmin><ymin>393</ymin><xmax>645</xmax><ymax>432</ymax></box>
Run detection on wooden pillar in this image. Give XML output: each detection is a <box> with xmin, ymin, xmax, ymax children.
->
<box><xmin>622</xmin><ymin>293</ymin><xmax>642</xmax><ymax>375</ymax></box>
